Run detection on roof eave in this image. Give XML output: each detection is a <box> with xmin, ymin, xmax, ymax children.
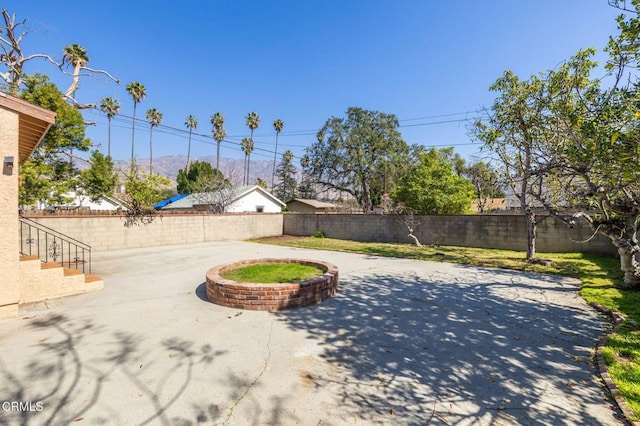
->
<box><xmin>0</xmin><ymin>92</ymin><xmax>57</xmax><ymax>164</ymax></box>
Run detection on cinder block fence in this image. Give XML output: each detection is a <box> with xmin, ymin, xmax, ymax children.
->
<box><xmin>24</xmin><ymin>212</ymin><xmax>616</xmax><ymax>256</ymax></box>
<box><xmin>283</xmin><ymin>214</ymin><xmax>616</xmax><ymax>256</ymax></box>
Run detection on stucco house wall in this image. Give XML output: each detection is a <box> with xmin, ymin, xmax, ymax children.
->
<box><xmin>41</xmin><ymin>193</ymin><xmax>127</xmax><ymax>211</ymax></box>
<box><xmin>0</xmin><ymin>93</ymin><xmax>55</xmax><ymax>318</ymax></box>
<box><xmin>230</xmin><ymin>188</ymin><xmax>283</xmax><ymax>213</ymax></box>
<box><xmin>0</xmin><ymin>108</ymin><xmax>20</xmax><ymax>318</ymax></box>
<box><xmin>162</xmin><ymin>185</ymin><xmax>285</xmax><ymax>213</ymax></box>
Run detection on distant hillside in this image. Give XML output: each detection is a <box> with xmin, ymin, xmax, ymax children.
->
<box><xmin>111</xmin><ymin>155</ymin><xmax>297</xmax><ymax>187</ymax></box>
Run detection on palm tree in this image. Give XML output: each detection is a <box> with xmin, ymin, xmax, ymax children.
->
<box><xmin>211</xmin><ymin>112</ymin><xmax>227</xmax><ymax>170</ymax></box>
<box><xmin>244</xmin><ymin>112</ymin><xmax>260</xmax><ymax>186</ymax></box>
<box><xmin>146</xmin><ymin>108</ymin><xmax>163</xmax><ymax>174</ymax></box>
<box><xmin>245</xmin><ymin>111</ymin><xmax>261</xmax><ymax>141</ymax></box>
<box><xmin>126</xmin><ymin>81</ymin><xmax>146</xmax><ymax>172</ymax></box>
<box><xmin>99</xmin><ymin>97</ymin><xmax>120</xmax><ymax>157</ymax></box>
<box><xmin>241</xmin><ymin>137</ymin><xmax>254</xmax><ymax>186</ymax></box>
<box><xmin>185</xmin><ymin>115</ymin><xmax>198</xmax><ymax>171</ymax></box>
<box><xmin>271</xmin><ymin>118</ymin><xmax>284</xmax><ymax>189</ymax></box>
<box><xmin>62</xmin><ymin>44</ymin><xmax>89</xmax><ymax>100</ymax></box>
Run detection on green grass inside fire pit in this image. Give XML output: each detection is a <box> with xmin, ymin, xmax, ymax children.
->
<box><xmin>221</xmin><ymin>263</ymin><xmax>324</xmax><ymax>284</ymax></box>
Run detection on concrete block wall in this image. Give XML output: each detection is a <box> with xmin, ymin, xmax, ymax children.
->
<box><xmin>283</xmin><ymin>214</ymin><xmax>617</xmax><ymax>256</ymax></box>
<box><xmin>26</xmin><ymin>213</ymin><xmax>284</xmax><ymax>252</ymax></box>
<box><xmin>26</xmin><ymin>212</ymin><xmax>615</xmax><ymax>256</ymax></box>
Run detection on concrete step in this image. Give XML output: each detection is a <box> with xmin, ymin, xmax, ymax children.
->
<box><xmin>19</xmin><ymin>256</ymin><xmax>103</xmax><ymax>303</ymax></box>
<box><xmin>84</xmin><ymin>274</ymin><xmax>103</xmax><ymax>283</ymax></box>
<box><xmin>63</xmin><ymin>268</ymin><xmax>83</xmax><ymax>277</ymax></box>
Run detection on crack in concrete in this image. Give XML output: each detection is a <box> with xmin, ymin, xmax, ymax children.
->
<box><xmin>222</xmin><ymin>321</ymin><xmax>273</xmax><ymax>425</ymax></box>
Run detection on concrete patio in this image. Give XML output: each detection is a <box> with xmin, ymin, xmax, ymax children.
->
<box><xmin>0</xmin><ymin>241</ymin><xmax>623</xmax><ymax>425</ymax></box>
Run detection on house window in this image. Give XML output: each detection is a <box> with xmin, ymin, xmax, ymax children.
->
<box><xmin>256</xmin><ymin>205</ymin><xmax>264</xmax><ymax>213</ymax></box>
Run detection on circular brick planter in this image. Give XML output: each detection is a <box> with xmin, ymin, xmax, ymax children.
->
<box><xmin>205</xmin><ymin>258</ymin><xmax>339</xmax><ymax>311</ymax></box>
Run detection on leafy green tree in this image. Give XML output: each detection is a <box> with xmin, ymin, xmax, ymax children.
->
<box><xmin>211</xmin><ymin>112</ymin><xmax>226</xmax><ymax>170</ymax></box>
<box><xmin>534</xmin><ymin>49</ymin><xmax>640</xmax><ymax>287</ymax></box>
<box><xmin>19</xmin><ymin>160</ymin><xmax>55</xmax><ymax>207</ymax></box>
<box><xmin>123</xmin><ymin>169</ymin><xmax>171</xmax><ymax>208</ymax></box>
<box><xmin>22</xmin><ymin>74</ymin><xmax>91</xmax><ymax>155</ymax></box>
<box><xmin>99</xmin><ymin>97</ymin><xmax>119</xmax><ymax>156</ymax></box>
<box><xmin>79</xmin><ymin>150</ymin><xmax>117</xmax><ymax>201</ymax></box>
<box><xmin>274</xmin><ymin>150</ymin><xmax>297</xmax><ymax>202</ymax></box>
<box><xmin>272</xmin><ymin>118</ymin><xmax>284</xmax><ymax>188</ymax></box>
<box><xmin>185</xmin><ymin>115</ymin><xmax>198</xmax><ymax>171</ymax></box>
<box><xmin>298</xmin><ymin>154</ymin><xmax>317</xmax><ymax>199</ymax></box>
<box><xmin>464</xmin><ymin>161</ymin><xmax>505</xmax><ymax>213</ymax></box>
<box><xmin>19</xmin><ymin>74</ymin><xmax>91</xmax><ymax>206</ymax></box>
<box><xmin>145</xmin><ymin>108</ymin><xmax>163</xmax><ymax>174</ymax></box>
<box><xmin>304</xmin><ymin>107</ymin><xmax>409</xmax><ymax>212</ymax></box>
<box><xmin>126</xmin><ymin>81</ymin><xmax>146</xmax><ymax>171</ymax></box>
<box><xmin>474</xmin><ymin>4</ymin><xmax>640</xmax><ymax>286</ymax></box>
<box><xmin>176</xmin><ymin>160</ymin><xmax>216</xmax><ymax>194</ymax></box>
<box><xmin>393</xmin><ymin>148</ymin><xmax>474</xmax><ymax>215</ymax></box>
<box><xmin>241</xmin><ymin>137</ymin><xmax>254</xmax><ymax>186</ymax></box>
<box><xmin>472</xmin><ymin>69</ymin><xmax>548</xmax><ymax>261</ymax></box>
<box><xmin>121</xmin><ymin>169</ymin><xmax>171</xmax><ymax>227</ymax></box>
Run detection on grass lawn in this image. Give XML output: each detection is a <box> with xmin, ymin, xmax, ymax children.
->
<box><xmin>252</xmin><ymin>236</ymin><xmax>640</xmax><ymax>420</ymax></box>
<box><xmin>221</xmin><ymin>262</ymin><xmax>324</xmax><ymax>284</ymax></box>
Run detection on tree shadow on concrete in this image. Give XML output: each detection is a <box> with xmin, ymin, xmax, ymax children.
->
<box><xmin>0</xmin><ymin>313</ymin><xmax>236</xmax><ymax>426</ymax></box>
<box><xmin>276</xmin><ymin>265</ymin><xmax>622</xmax><ymax>425</ymax></box>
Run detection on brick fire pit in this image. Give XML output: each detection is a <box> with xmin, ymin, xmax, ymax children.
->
<box><xmin>205</xmin><ymin>258</ymin><xmax>339</xmax><ymax>311</ymax></box>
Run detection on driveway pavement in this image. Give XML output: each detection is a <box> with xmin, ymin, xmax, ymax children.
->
<box><xmin>0</xmin><ymin>241</ymin><xmax>623</xmax><ymax>425</ymax></box>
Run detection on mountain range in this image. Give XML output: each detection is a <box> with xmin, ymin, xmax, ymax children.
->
<box><xmin>111</xmin><ymin>154</ymin><xmax>298</xmax><ymax>188</ymax></box>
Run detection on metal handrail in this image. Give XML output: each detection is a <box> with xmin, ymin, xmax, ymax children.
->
<box><xmin>19</xmin><ymin>217</ymin><xmax>92</xmax><ymax>274</ymax></box>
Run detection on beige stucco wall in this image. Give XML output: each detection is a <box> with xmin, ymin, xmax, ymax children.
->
<box><xmin>0</xmin><ymin>108</ymin><xmax>19</xmax><ymax>318</ymax></box>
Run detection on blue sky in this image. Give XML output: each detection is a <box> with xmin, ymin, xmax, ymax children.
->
<box><xmin>4</xmin><ymin>1</ymin><xmax>623</xmax><ymax>166</ymax></box>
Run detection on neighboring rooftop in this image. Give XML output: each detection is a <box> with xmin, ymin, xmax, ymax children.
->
<box><xmin>288</xmin><ymin>198</ymin><xmax>337</xmax><ymax>209</ymax></box>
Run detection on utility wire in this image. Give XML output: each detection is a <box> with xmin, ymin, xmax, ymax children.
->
<box><xmin>84</xmin><ymin>108</ymin><xmax>482</xmax><ymax>161</ymax></box>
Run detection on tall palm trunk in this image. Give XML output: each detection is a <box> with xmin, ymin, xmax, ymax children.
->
<box><xmin>216</xmin><ymin>142</ymin><xmax>221</xmax><ymax>171</ymax></box>
<box><xmin>246</xmin><ymin>152</ymin><xmax>251</xmax><ymax>186</ymax></box>
<box><xmin>131</xmin><ymin>102</ymin><xmax>137</xmax><ymax>173</ymax></box>
<box><xmin>107</xmin><ymin>117</ymin><xmax>112</xmax><ymax>157</ymax></box>
<box><xmin>247</xmin><ymin>128</ymin><xmax>254</xmax><ymax>185</ymax></box>
<box><xmin>244</xmin><ymin>154</ymin><xmax>249</xmax><ymax>186</ymax></box>
<box><xmin>149</xmin><ymin>127</ymin><xmax>154</xmax><ymax>174</ymax></box>
<box><xmin>186</xmin><ymin>130</ymin><xmax>192</xmax><ymax>171</ymax></box>
<box><xmin>271</xmin><ymin>132</ymin><xmax>279</xmax><ymax>189</ymax></box>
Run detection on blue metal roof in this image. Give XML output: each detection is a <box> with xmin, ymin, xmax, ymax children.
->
<box><xmin>153</xmin><ymin>194</ymin><xmax>188</xmax><ymax>209</ymax></box>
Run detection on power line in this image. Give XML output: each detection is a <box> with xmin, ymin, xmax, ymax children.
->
<box><xmin>398</xmin><ymin>110</ymin><xmax>481</xmax><ymax>122</ymax></box>
<box><xmin>399</xmin><ymin>117</ymin><xmax>472</xmax><ymax>128</ymax></box>
<box><xmin>85</xmin><ymin>108</ymin><xmax>483</xmax><ymax>161</ymax></box>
